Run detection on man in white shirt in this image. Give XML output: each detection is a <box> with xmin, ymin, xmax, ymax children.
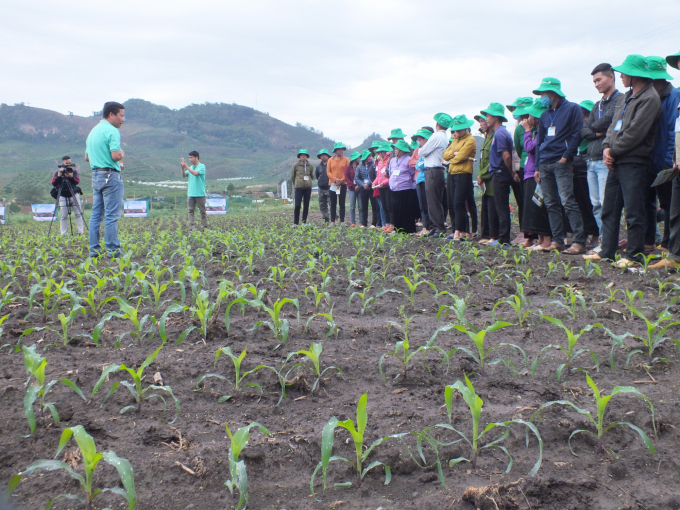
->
<box><xmin>419</xmin><ymin>113</ymin><xmax>452</xmax><ymax>237</ymax></box>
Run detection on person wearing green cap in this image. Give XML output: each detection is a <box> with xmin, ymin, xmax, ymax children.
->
<box><xmin>581</xmin><ymin>64</ymin><xmax>625</xmax><ymax>244</ymax></box>
<box><xmin>388</xmin><ymin>129</ymin><xmax>406</xmax><ymax>143</ymax></box>
<box><xmin>532</xmin><ymin>77</ymin><xmax>586</xmax><ymax>254</ymax></box>
<box><xmin>646</xmin><ymin>56</ymin><xmax>680</xmax><ymax>252</ymax></box>
<box><xmin>315</xmin><ymin>149</ymin><xmax>331</xmax><ymax>223</ymax></box>
<box><xmin>355</xmin><ymin>150</ymin><xmax>378</xmax><ymax>227</ymax></box>
<box><xmin>508</xmin><ymin>97</ymin><xmax>534</xmax><ymax>240</ymax></box>
<box><xmin>345</xmin><ymin>151</ymin><xmax>363</xmax><ymax>226</ymax></box>
<box><xmin>373</xmin><ymin>143</ymin><xmax>393</xmax><ymax>231</ymax></box>
<box><xmin>572</xmin><ymin>102</ymin><xmax>601</xmax><ymax>247</ymax></box>
<box><xmin>419</xmin><ymin>113</ymin><xmax>453</xmax><ymax>237</ymax></box>
<box><xmin>327</xmin><ymin>142</ymin><xmax>349</xmax><ymax>225</ymax></box>
<box><xmin>442</xmin><ymin>115</ymin><xmax>477</xmax><ymax>240</ymax></box>
<box><xmin>411</xmin><ymin>127</ymin><xmax>434</xmax><ymax>234</ymax></box>
<box><xmin>584</xmin><ymin>55</ymin><xmax>662</xmax><ymax>268</ymax></box>
<box><xmin>290</xmin><ymin>149</ymin><xmax>315</xmax><ymax>226</ymax></box>
<box><xmin>475</xmin><ymin>114</ymin><xmax>499</xmax><ymax>244</ymax></box>
<box><xmin>388</xmin><ymin>140</ymin><xmax>418</xmax><ymax>234</ymax></box>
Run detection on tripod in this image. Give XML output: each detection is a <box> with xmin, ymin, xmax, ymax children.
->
<box><xmin>48</xmin><ymin>176</ymin><xmax>88</xmax><ymax>237</ymax></box>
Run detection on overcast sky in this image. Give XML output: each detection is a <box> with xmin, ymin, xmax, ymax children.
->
<box><xmin>3</xmin><ymin>1</ymin><xmax>680</xmax><ymax>146</ymax></box>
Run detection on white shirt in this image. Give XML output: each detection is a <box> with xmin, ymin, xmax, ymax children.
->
<box><xmin>418</xmin><ymin>130</ymin><xmax>449</xmax><ymax>168</ymax></box>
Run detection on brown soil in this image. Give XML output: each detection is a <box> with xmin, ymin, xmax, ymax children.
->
<box><xmin>1</xmin><ymin>213</ymin><xmax>679</xmax><ymax>510</ymax></box>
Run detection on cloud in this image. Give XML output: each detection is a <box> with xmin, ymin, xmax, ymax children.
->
<box><xmin>2</xmin><ymin>0</ymin><xmax>680</xmax><ymax>145</ymax></box>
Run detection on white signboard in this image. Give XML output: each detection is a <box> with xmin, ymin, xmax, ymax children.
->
<box><xmin>32</xmin><ymin>204</ymin><xmax>56</xmax><ymax>222</ymax></box>
<box><xmin>0</xmin><ymin>205</ymin><xmax>5</xmax><ymax>224</ymax></box>
<box><xmin>281</xmin><ymin>181</ymin><xmax>288</xmax><ymax>200</ymax></box>
<box><xmin>123</xmin><ymin>200</ymin><xmax>149</xmax><ymax>218</ymax></box>
<box><xmin>205</xmin><ymin>198</ymin><xmax>227</xmax><ymax>215</ymax></box>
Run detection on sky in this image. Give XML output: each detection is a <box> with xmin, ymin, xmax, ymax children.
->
<box><xmin>3</xmin><ymin>0</ymin><xmax>680</xmax><ymax>146</ymax></box>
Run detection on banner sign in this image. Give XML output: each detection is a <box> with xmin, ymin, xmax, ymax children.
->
<box><xmin>206</xmin><ymin>198</ymin><xmax>227</xmax><ymax>215</ymax></box>
<box><xmin>32</xmin><ymin>204</ymin><xmax>56</xmax><ymax>222</ymax></box>
<box><xmin>123</xmin><ymin>200</ymin><xmax>149</xmax><ymax>218</ymax></box>
<box><xmin>0</xmin><ymin>205</ymin><xmax>5</xmax><ymax>224</ymax></box>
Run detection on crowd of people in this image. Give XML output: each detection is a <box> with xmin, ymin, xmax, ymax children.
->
<box><xmin>290</xmin><ymin>52</ymin><xmax>680</xmax><ymax>271</ymax></box>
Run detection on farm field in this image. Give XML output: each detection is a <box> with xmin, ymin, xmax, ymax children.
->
<box><xmin>1</xmin><ymin>213</ymin><xmax>679</xmax><ymax>510</ymax></box>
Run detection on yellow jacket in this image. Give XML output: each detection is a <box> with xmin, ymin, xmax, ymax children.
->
<box><xmin>443</xmin><ymin>133</ymin><xmax>476</xmax><ymax>174</ymax></box>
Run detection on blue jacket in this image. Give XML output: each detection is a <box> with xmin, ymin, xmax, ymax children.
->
<box><xmin>651</xmin><ymin>81</ymin><xmax>680</xmax><ymax>172</ymax></box>
<box><xmin>536</xmin><ymin>98</ymin><xmax>583</xmax><ymax>167</ymax></box>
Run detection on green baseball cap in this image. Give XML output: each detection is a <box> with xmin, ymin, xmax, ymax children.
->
<box><xmin>332</xmin><ymin>142</ymin><xmax>347</xmax><ymax>152</ymax></box>
<box><xmin>480</xmin><ymin>103</ymin><xmax>508</xmax><ymax>123</ymax></box>
<box><xmin>612</xmin><ymin>54</ymin><xmax>652</xmax><ymax>79</ymax></box>
<box><xmin>410</xmin><ymin>140</ymin><xmax>418</xmax><ymax>150</ymax></box>
<box><xmin>579</xmin><ymin>100</ymin><xmax>595</xmax><ymax>113</ymax></box>
<box><xmin>317</xmin><ymin>148</ymin><xmax>330</xmax><ymax>158</ymax></box>
<box><xmin>433</xmin><ymin>112</ymin><xmax>453</xmax><ymax>129</ymax></box>
<box><xmin>393</xmin><ymin>140</ymin><xmax>412</xmax><ymax>154</ymax></box>
<box><xmin>412</xmin><ymin>128</ymin><xmax>432</xmax><ymax>140</ymax></box>
<box><xmin>507</xmin><ymin>97</ymin><xmax>534</xmax><ymax>113</ymax></box>
<box><xmin>532</xmin><ymin>77</ymin><xmax>566</xmax><ymax>98</ymax></box>
<box><xmin>360</xmin><ymin>149</ymin><xmax>372</xmax><ymax>161</ymax></box>
<box><xmin>449</xmin><ymin>114</ymin><xmax>475</xmax><ymax>131</ymax></box>
<box><xmin>474</xmin><ymin>113</ymin><xmax>486</xmax><ymax>123</ymax></box>
<box><xmin>666</xmin><ymin>50</ymin><xmax>680</xmax><ymax>70</ymax></box>
<box><xmin>647</xmin><ymin>56</ymin><xmax>674</xmax><ymax>80</ymax></box>
<box><xmin>297</xmin><ymin>149</ymin><xmax>309</xmax><ymax>158</ymax></box>
<box><xmin>525</xmin><ymin>99</ymin><xmax>548</xmax><ymax>119</ymax></box>
<box><xmin>349</xmin><ymin>151</ymin><xmax>361</xmax><ymax>162</ymax></box>
<box><xmin>388</xmin><ymin>128</ymin><xmax>406</xmax><ymax>140</ymax></box>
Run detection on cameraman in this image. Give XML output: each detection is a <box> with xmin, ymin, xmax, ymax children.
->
<box><xmin>51</xmin><ymin>155</ymin><xmax>84</xmax><ymax>235</ymax></box>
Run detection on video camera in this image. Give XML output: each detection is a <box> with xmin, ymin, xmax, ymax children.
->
<box><xmin>58</xmin><ymin>163</ymin><xmax>76</xmax><ymax>171</ymax></box>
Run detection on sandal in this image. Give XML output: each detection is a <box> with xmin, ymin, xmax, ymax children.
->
<box><xmin>564</xmin><ymin>243</ymin><xmax>586</xmax><ymax>255</ymax></box>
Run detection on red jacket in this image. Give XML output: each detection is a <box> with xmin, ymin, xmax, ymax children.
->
<box><xmin>344</xmin><ymin>165</ymin><xmax>358</xmax><ymax>191</ymax></box>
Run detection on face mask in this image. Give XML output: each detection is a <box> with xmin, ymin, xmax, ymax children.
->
<box><xmin>512</xmin><ymin>113</ymin><xmax>520</xmax><ymax>120</ymax></box>
<box><xmin>539</xmin><ymin>96</ymin><xmax>551</xmax><ymax>107</ymax></box>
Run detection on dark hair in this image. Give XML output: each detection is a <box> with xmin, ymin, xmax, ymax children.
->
<box><xmin>62</xmin><ymin>155</ymin><xmax>71</xmax><ymax>161</ymax></box>
<box><xmin>102</xmin><ymin>102</ymin><xmax>125</xmax><ymax>118</ymax></box>
<box><xmin>421</xmin><ymin>126</ymin><xmax>435</xmax><ymax>133</ymax></box>
<box><xmin>189</xmin><ymin>151</ymin><xmax>200</xmax><ymax>159</ymax></box>
<box><xmin>591</xmin><ymin>63</ymin><xmax>614</xmax><ymax>77</ymax></box>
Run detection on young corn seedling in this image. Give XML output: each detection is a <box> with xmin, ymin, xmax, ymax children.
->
<box><xmin>191</xmin><ymin>289</ymin><xmax>218</xmax><ymax>344</ymax></box>
<box><xmin>436</xmin><ymin>374</ymin><xmax>543</xmax><ymax>475</ymax></box>
<box><xmin>492</xmin><ymin>283</ymin><xmax>534</xmax><ymax>327</ymax></box>
<box><xmin>251</xmin><ymin>297</ymin><xmax>299</xmax><ymax>349</ymax></box>
<box><xmin>311</xmin><ymin>393</ymin><xmax>391</xmax><ymax>494</ymax></box>
<box><xmin>436</xmin><ymin>292</ymin><xmax>473</xmax><ymax>327</ymax></box>
<box><xmin>22</xmin><ymin>344</ymin><xmax>87</xmax><ymax>435</ymax></box>
<box><xmin>27</xmin><ymin>278</ymin><xmax>70</xmax><ymax>323</ymax></box>
<box><xmin>549</xmin><ymin>285</ymin><xmax>589</xmax><ymax>319</ymax></box>
<box><xmin>224</xmin><ymin>422</ymin><xmax>271</xmax><ymax>510</ymax></box>
<box><xmin>619</xmin><ymin>301</ymin><xmax>680</xmax><ymax>366</ymax></box>
<box><xmin>304</xmin><ymin>305</ymin><xmax>340</xmax><ymax>339</ymax></box>
<box><xmin>305</xmin><ymin>284</ymin><xmax>330</xmax><ymax>311</ymax></box>
<box><xmin>397</xmin><ymin>274</ymin><xmax>430</xmax><ymax>308</ymax></box>
<box><xmin>113</xmin><ymin>296</ymin><xmax>156</xmax><ymax>345</ymax></box>
<box><xmin>284</xmin><ymin>342</ymin><xmax>342</xmax><ymax>393</ymax></box>
<box><xmin>442</xmin><ymin>321</ymin><xmax>517</xmax><ymax>376</ymax></box>
<box><xmin>6</xmin><ymin>425</ymin><xmax>136</xmax><ymax>510</ymax></box>
<box><xmin>196</xmin><ymin>346</ymin><xmax>272</xmax><ymax>401</ymax></box>
<box><xmin>379</xmin><ymin>314</ymin><xmax>444</xmax><ymax>381</ymax></box>
<box><xmin>349</xmin><ymin>288</ymin><xmax>401</xmax><ymax>316</ymax></box>
<box><xmin>531</xmin><ymin>373</ymin><xmax>656</xmax><ymax>456</ymax></box>
<box><xmin>92</xmin><ymin>344</ymin><xmax>179</xmax><ymax>422</ymax></box>
<box><xmin>539</xmin><ymin>316</ymin><xmax>602</xmax><ymax>380</ymax></box>
<box><xmin>147</xmin><ymin>279</ymin><xmax>185</xmax><ymax>310</ymax></box>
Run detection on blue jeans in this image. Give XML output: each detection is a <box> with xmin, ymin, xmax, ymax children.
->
<box><xmin>89</xmin><ymin>170</ymin><xmax>124</xmax><ymax>257</ymax></box>
<box><xmin>348</xmin><ymin>188</ymin><xmax>361</xmax><ymax>224</ymax></box>
<box><xmin>540</xmin><ymin>161</ymin><xmax>585</xmax><ymax>247</ymax></box>
<box><xmin>587</xmin><ymin>160</ymin><xmax>608</xmax><ymax>233</ymax></box>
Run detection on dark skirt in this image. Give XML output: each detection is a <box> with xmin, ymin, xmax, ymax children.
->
<box><xmin>521</xmin><ymin>178</ymin><xmax>552</xmax><ymax>237</ymax></box>
<box><xmin>391</xmin><ymin>188</ymin><xmax>418</xmax><ymax>234</ymax></box>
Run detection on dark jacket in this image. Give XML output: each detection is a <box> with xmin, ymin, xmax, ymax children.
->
<box><xmin>603</xmin><ymin>81</ymin><xmax>662</xmax><ymax>166</ymax></box>
<box><xmin>355</xmin><ymin>162</ymin><xmax>374</xmax><ymax>188</ymax></box>
<box><xmin>315</xmin><ymin>162</ymin><xmax>329</xmax><ymax>189</ymax></box>
<box><xmin>651</xmin><ymin>81</ymin><xmax>680</xmax><ymax>172</ymax></box>
<box><xmin>580</xmin><ymin>90</ymin><xmax>625</xmax><ymax>161</ymax></box>
<box><xmin>536</xmin><ymin>98</ymin><xmax>583</xmax><ymax>167</ymax></box>
<box><xmin>51</xmin><ymin>168</ymin><xmax>82</xmax><ymax>198</ymax></box>
<box><xmin>290</xmin><ymin>160</ymin><xmax>314</xmax><ymax>189</ymax></box>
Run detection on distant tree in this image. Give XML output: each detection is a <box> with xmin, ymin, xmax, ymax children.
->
<box><xmin>14</xmin><ymin>183</ymin><xmax>45</xmax><ymax>205</ymax></box>
<box><xmin>9</xmin><ymin>202</ymin><xmax>21</xmax><ymax>213</ymax></box>
<box><xmin>227</xmin><ymin>183</ymin><xmax>235</xmax><ymax>194</ymax></box>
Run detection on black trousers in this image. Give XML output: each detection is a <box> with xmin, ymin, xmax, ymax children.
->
<box><xmin>658</xmin><ymin>179</ymin><xmax>673</xmax><ymax>248</ymax></box>
<box><xmin>294</xmin><ymin>188</ymin><xmax>311</xmax><ymax>224</ymax></box>
<box><xmin>425</xmin><ymin>167</ymin><xmax>447</xmax><ymax>234</ymax></box>
<box><xmin>370</xmin><ymin>195</ymin><xmax>380</xmax><ymax>226</ymax></box>
<box><xmin>481</xmin><ymin>194</ymin><xmax>499</xmax><ymax>238</ymax></box>
<box><xmin>359</xmin><ymin>188</ymin><xmax>372</xmax><ymax>227</ymax></box>
<box><xmin>512</xmin><ymin>167</ymin><xmax>525</xmax><ymax>230</ymax></box>
<box><xmin>645</xmin><ymin>168</ymin><xmax>673</xmax><ymax>247</ymax></box>
<box><xmin>381</xmin><ymin>187</ymin><xmax>394</xmax><ymax>225</ymax></box>
<box><xmin>329</xmin><ymin>185</ymin><xmax>347</xmax><ymax>223</ymax></box>
<box><xmin>492</xmin><ymin>173</ymin><xmax>512</xmax><ymax>244</ymax></box>
<box><xmin>668</xmin><ymin>174</ymin><xmax>680</xmax><ymax>262</ymax></box>
<box><xmin>600</xmin><ymin>162</ymin><xmax>648</xmax><ymax>263</ymax></box>
<box><xmin>447</xmin><ymin>173</ymin><xmax>475</xmax><ymax>233</ymax></box>
<box><xmin>466</xmin><ymin>178</ymin><xmax>478</xmax><ymax>233</ymax></box>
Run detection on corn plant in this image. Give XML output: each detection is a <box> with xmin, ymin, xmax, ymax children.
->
<box><xmin>196</xmin><ymin>346</ymin><xmax>273</xmax><ymax>401</ymax></box>
<box><xmin>158</xmin><ymin>303</ymin><xmax>195</xmax><ymax>344</ymax></box>
<box><xmin>379</xmin><ymin>314</ymin><xmax>444</xmax><ymax>381</ymax></box>
<box><xmin>27</xmin><ymin>279</ymin><xmax>70</xmax><ymax>323</ymax></box>
<box><xmin>0</xmin><ymin>281</ymin><xmax>19</xmax><ymax>313</ymax></box>
<box><xmin>311</xmin><ymin>393</ymin><xmax>391</xmax><ymax>494</ymax></box>
<box><xmin>539</xmin><ymin>316</ymin><xmax>603</xmax><ymax>380</ymax></box>
<box><xmin>224</xmin><ymin>422</ymin><xmax>271</xmax><ymax>510</ymax></box>
<box><xmin>190</xmin><ymin>289</ymin><xmax>218</xmax><ymax>344</ymax></box>
<box><xmin>439</xmin><ymin>321</ymin><xmax>516</xmax><ymax>376</ymax></box>
<box><xmin>349</xmin><ymin>288</ymin><xmax>401</xmax><ymax>316</ymax></box>
<box><xmin>304</xmin><ymin>305</ymin><xmax>340</xmax><ymax>339</ymax></box>
<box><xmin>617</xmin><ymin>302</ymin><xmax>680</xmax><ymax>366</ymax></box>
<box><xmin>92</xmin><ymin>344</ymin><xmax>179</xmax><ymax>422</ymax></box>
<box><xmin>442</xmin><ymin>262</ymin><xmax>470</xmax><ymax>287</ymax></box>
<box><xmin>284</xmin><ymin>342</ymin><xmax>342</xmax><ymax>393</ymax></box>
<box><xmin>492</xmin><ymin>283</ymin><xmax>534</xmax><ymax>327</ymax></box>
<box><xmin>436</xmin><ymin>375</ymin><xmax>543</xmax><ymax>475</ymax></box>
<box><xmin>436</xmin><ymin>292</ymin><xmax>473</xmax><ymax>327</ymax></box>
<box><xmin>305</xmin><ymin>284</ymin><xmax>330</xmax><ymax>311</ymax></box>
<box><xmin>549</xmin><ymin>285</ymin><xmax>588</xmax><ymax>319</ymax></box>
<box><xmin>0</xmin><ymin>313</ymin><xmax>8</xmax><ymax>343</ymax></box>
<box><xmin>113</xmin><ymin>296</ymin><xmax>156</xmax><ymax>344</ymax></box>
<box><xmin>531</xmin><ymin>373</ymin><xmax>655</xmax><ymax>455</ymax></box>
<box><xmin>397</xmin><ymin>274</ymin><xmax>431</xmax><ymax>308</ymax></box>
<box><xmin>251</xmin><ymin>297</ymin><xmax>299</xmax><ymax>349</ymax></box>
<box><xmin>147</xmin><ymin>279</ymin><xmax>185</xmax><ymax>310</ymax></box>
<box><xmin>223</xmin><ymin>296</ymin><xmax>262</xmax><ymax>336</ymax></box>
<box><xmin>22</xmin><ymin>344</ymin><xmax>87</xmax><ymax>434</ymax></box>
<box><xmin>5</xmin><ymin>425</ymin><xmax>136</xmax><ymax>510</ymax></box>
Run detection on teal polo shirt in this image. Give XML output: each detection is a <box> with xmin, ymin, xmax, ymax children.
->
<box><xmin>187</xmin><ymin>163</ymin><xmax>206</xmax><ymax>197</ymax></box>
<box><xmin>86</xmin><ymin>120</ymin><xmax>122</xmax><ymax>171</ymax></box>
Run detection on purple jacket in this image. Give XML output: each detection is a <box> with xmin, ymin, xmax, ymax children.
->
<box><xmin>388</xmin><ymin>154</ymin><xmax>414</xmax><ymax>191</ymax></box>
<box><xmin>523</xmin><ymin>129</ymin><xmax>538</xmax><ymax>180</ymax></box>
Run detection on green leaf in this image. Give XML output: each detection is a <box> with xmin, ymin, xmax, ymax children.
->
<box><xmin>102</xmin><ymin>451</ymin><xmax>137</xmax><ymax>510</ymax></box>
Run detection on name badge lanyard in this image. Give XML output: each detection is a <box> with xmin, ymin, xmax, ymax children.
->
<box><xmin>547</xmin><ymin>101</ymin><xmax>564</xmax><ymax>134</ymax></box>
<box><xmin>614</xmin><ymin>100</ymin><xmax>629</xmax><ymax>132</ymax></box>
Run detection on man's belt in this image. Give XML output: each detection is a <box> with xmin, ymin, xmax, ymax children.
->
<box><xmin>93</xmin><ymin>168</ymin><xmax>118</xmax><ymax>172</ymax></box>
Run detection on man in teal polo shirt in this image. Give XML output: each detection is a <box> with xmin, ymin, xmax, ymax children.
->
<box><xmin>85</xmin><ymin>101</ymin><xmax>125</xmax><ymax>258</ymax></box>
<box><xmin>181</xmin><ymin>150</ymin><xmax>208</xmax><ymax>229</ymax></box>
